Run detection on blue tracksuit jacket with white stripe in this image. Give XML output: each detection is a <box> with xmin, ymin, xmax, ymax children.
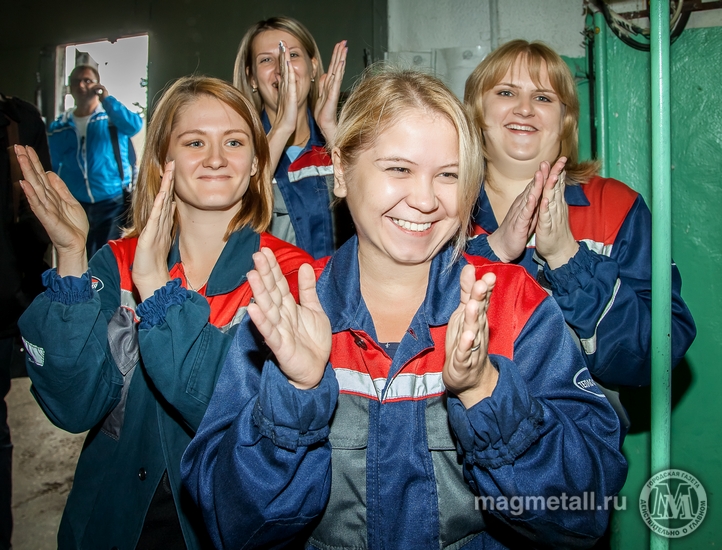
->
<box><xmin>181</xmin><ymin>237</ymin><xmax>628</xmax><ymax>549</ymax></box>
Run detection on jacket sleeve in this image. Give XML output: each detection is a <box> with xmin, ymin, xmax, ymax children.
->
<box><xmin>543</xmin><ymin>195</ymin><xmax>696</xmax><ymax>386</ymax></box>
<box><xmin>181</xmin><ymin>317</ymin><xmax>339</xmax><ymax>549</ymax></box>
<box><xmin>135</xmin><ymin>281</ymin><xmax>237</xmax><ymax>431</ymax></box>
<box><xmin>448</xmin><ymin>296</ymin><xmax>628</xmax><ymax>549</ymax></box>
<box><xmin>101</xmin><ymin>95</ymin><xmax>143</xmax><ymax>137</ymax></box>
<box><xmin>17</xmin><ymin>247</ymin><xmax>124</xmax><ymax>433</ymax></box>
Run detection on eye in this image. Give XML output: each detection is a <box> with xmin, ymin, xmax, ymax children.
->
<box><xmin>535</xmin><ymin>95</ymin><xmax>552</xmax><ymax>103</ymax></box>
<box><xmin>438</xmin><ymin>172</ymin><xmax>459</xmax><ymax>182</ymax></box>
<box><xmin>258</xmin><ymin>56</ymin><xmax>271</xmax><ymax>64</ymax></box>
<box><xmin>289</xmin><ymin>51</ymin><xmax>300</xmax><ymax>58</ymax></box>
<box><xmin>226</xmin><ymin>139</ymin><xmax>243</xmax><ymax>147</ymax></box>
<box><xmin>186</xmin><ymin>140</ymin><xmax>203</xmax><ymax>148</ymax></box>
<box><xmin>387</xmin><ymin>167</ymin><xmax>411</xmax><ymax>174</ymax></box>
<box><xmin>497</xmin><ymin>90</ymin><xmax>513</xmax><ymax>97</ymax></box>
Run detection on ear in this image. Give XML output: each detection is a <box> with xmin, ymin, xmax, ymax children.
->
<box><xmin>332</xmin><ymin>148</ymin><xmax>347</xmax><ymax>198</ymax></box>
<box><xmin>250</xmin><ymin>155</ymin><xmax>259</xmax><ymax>177</ymax></box>
<box><xmin>246</xmin><ymin>66</ymin><xmax>257</xmax><ymax>90</ymax></box>
<box><xmin>311</xmin><ymin>57</ymin><xmax>320</xmax><ymax>81</ymax></box>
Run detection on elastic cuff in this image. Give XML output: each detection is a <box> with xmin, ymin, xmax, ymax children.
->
<box><xmin>136</xmin><ymin>278</ymin><xmax>188</xmax><ymax>329</ymax></box>
<box><xmin>254</xmin><ymin>361</ymin><xmax>338</xmax><ymax>451</ymax></box>
<box><xmin>544</xmin><ymin>242</ymin><xmax>599</xmax><ymax>294</ymax></box>
<box><xmin>42</xmin><ymin>268</ymin><xmax>94</xmax><ymax>304</ymax></box>
<box><xmin>448</xmin><ymin>356</ymin><xmax>543</xmax><ymax>468</ymax></box>
<box><xmin>466</xmin><ymin>234</ymin><xmax>501</xmax><ymax>262</ymax></box>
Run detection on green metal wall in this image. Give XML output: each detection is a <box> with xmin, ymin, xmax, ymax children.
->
<box><xmin>581</xmin><ymin>25</ymin><xmax>722</xmax><ymax>548</ymax></box>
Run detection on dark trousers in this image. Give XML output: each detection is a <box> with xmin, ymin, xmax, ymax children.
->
<box><xmin>0</xmin><ymin>337</ymin><xmax>13</xmax><ymax>550</ymax></box>
<box><xmin>80</xmin><ymin>195</ymin><xmax>125</xmax><ymax>259</ymax></box>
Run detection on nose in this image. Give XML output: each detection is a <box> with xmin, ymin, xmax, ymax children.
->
<box><xmin>513</xmin><ymin>94</ymin><xmax>534</xmax><ymax>117</ymax></box>
<box><xmin>203</xmin><ymin>142</ymin><xmax>228</xmax><ymax>169</ymax></box>
<box><xmin>407</xmin><ymin>176</ymin><xmax>439</xmax><ymax>213</ymax></box>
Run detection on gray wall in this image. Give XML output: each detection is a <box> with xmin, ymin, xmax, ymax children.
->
<box><xmin>0</xmin><ymin>0</ymin><xmax>386</xmax><ymax>120</ymax></box>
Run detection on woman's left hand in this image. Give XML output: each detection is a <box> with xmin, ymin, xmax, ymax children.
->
<box><xmin>132</xmin><ymin>161</ymin><xmax>175</xmax><ymax>301</ymax></box>
<box><xmin>534</xmin><ymin>158</ymin><xmax>579</xmax><ymax>270</ymax></box>
<box><xmin>314</xmin><ymin>40</ymin><xmax>348</xmax><ymax>142</ymax></box>
<box><xmin>443</xmin><ymin>265</ymin><xmax>499</xmax><ymax>409</ymax></box>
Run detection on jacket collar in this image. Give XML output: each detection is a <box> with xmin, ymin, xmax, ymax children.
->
<box><xmin>167</xmin><ymin>225</ymin><xmax>259</xmax><ymax>296</ymax></box>
<box><xmin>260</xmin><ymin>108</ymin><xmax>325</xmax><ymax>153</ymax></box>
<box><xmin>317</xmin><ymin>236</ymin><xmax>464</xmax><ymax>347</ymax></box>
<box><xmin>473</xmin><ymin>181</ymin><xmax>590</xmax><ymax>233</ymax></box>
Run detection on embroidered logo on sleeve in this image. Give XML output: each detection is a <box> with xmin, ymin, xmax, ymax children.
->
<box><xmin>573</xmin><ymin>368</ymin><xmax>605</xmax><ymax>397</ymax></box>
<box><xmin>91</xmin><ymin>277</ymin><xmax>104</xmax><ymax>291</ymax></box>
<box><xmin>22</xmin><ymin>338</ymin><xmax>45</xmax><ymax>367</ymax></box>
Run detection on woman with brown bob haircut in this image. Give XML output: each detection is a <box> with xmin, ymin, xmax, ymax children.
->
<box><xmin>464</xmin><ymin>40</ymin><xmax>696</xmax><ymax>401</ymax></box>
<box><xmin>14</xmin><ymin>75</ymin><xmax>311</xmax><ymax>549</ymax></box>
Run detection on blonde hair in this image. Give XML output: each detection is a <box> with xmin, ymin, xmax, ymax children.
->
<box><xmin>332</xmin><ymin>65</ymin><xmax>483</xmax><ymax>258</ymax></box>
<box><xmin>124</xmin><ymin>76</ymin><xmax>272</xmax><ymax>239</ymax></box>
<box><xmin>233</xmin><ymin>16</ymin><xmax>324</xmax><ymax>113</ymax></box>
<box><xmin>464</xmin><ymin>39</ymin><xmax>599</xmax><ymax>184</ymax></box>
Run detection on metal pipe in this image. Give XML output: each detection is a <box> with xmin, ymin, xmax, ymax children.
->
<box><xmin>593</xmin><ymin>11</ymin><xmax>609</xmax><ymax>177</ymax></box>
<box><xmin>650</xmin><ymin>0</ymin><xmax>672</xmax><ymax>548</ymax></box>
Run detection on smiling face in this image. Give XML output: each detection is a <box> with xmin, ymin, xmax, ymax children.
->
<box><xmin>333</xmin><ymin>109</ymin><xmax>460</xmax><ymax>268</ymax></box>
<box><xmin>167</xmin><ymin>95</ymin><xmax>258</xmax><ymax>216</ymax></box>
<box><xmin>249</xmin><ymin>29</ymin><xmax>318</xmax><ymax>116</ymax></box>
<box><xmin>481</xmin><ymin>56</ymin><xmax>563</xmax><ymax>174</ymax></box>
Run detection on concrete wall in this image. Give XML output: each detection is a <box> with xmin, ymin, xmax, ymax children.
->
<box><xmin>0</xmin><ymin>0</ymin><xmax>385</xmax><ymax>119</ymax></box>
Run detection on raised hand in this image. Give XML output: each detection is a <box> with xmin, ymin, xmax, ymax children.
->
<box><xmin>443</xmin><ymin>265</ymin><xmax>498</xmax><ymax>409</ymax></box>
<box><xmin>247</xmin><ymin>248</ymin><xmax>331</xmax><ymax>390</ymax></box>
<box><xmin>273</xmin><ymin>40</ymin><xmax>299</xmax><ymax>136</ymax></box>
<box><xmin>314</xmin><ymin>40</ymin><xmax>348</xmax><ymax>143</ymax></box>
<box><xmin>534</xmin><ymin>157</ymin><xmax>578</xmax><ymax>270</ymax></box>
<box><xmin>132</xmin><ymin>162</ymin><xmax>175</xmax><ymax>301</ymax></box>
<box><xmin>486</xmin><ymin>173</ymin><xmax>543</xmax><ymax>263</ymax></box>
<box><xmin>15</xmin><ymin>144</ymin><xmax>89</xmax><ymax>277</ymax></box>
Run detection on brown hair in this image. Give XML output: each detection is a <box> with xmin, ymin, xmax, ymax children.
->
<box><xmin>464</xmin><ymin>39</ymin><xmax>598</xmax><ymax>184</ymax></box>
<box><xmin>233</xmin><ymin>16</ymin><xmax>324</xmax><ymax>113</ymax></box>
<box><xmin>69</xmin><ymin>64</ymin><xmax>100</xmax><ymax>84</ymax></box>
<box><xmin>124</xmin><ymin>76</ymin><xmax>272</xmax><ymax>239</ymax></box>
<box><xmin>332</xmin><ymin>65</ymin><xmax>483</xmax><ymax>258</ymax></box>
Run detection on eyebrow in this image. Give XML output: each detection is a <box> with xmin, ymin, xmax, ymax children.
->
<box><xmin>496</xmin><ymin>81</ymin><xmax>556</xmax><ymax>94</ymax></box>
<box><xmin>176</xmin><ymin>129</ymin><xmax>251</xmax><ymax>139</ymax></box>
<box><xmin>376</xmin><ymin>157</ymin><xmax>459</xmax><ymax>169</ymax></box>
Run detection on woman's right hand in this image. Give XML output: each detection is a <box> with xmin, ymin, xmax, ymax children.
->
<box><xmin>271</xmin><ymin>40</ymin><xmax>299</xmax><ymax>138</ymax></box>
<box><xmin>486</xmin><ymin>173</ymin><xmax>543</xmax><ymax>263</ymax></box>
<box><xmin>15</xmin><ymin>144</ymin><xmax>89</xmax><ymax>277</ymax></box>
<box><xmin>247</xmin><ymin>248</ymin><xmax>331</xmax><ymax>391</ymax></box>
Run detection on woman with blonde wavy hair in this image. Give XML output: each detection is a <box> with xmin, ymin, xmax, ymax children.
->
<box><xmin>183</xmin><ymin>65</ymin><xmax>627</xmax><ymax>549</ymax></box>
<box><xmin>234</xmin><ymin>16</ymin><xmax>348</xmax><ymax>259</ymax></box>
<box><xmin>464</xmin><ymin>40</ymin><xmax>695</xmax><ymax>398</ymax></box>
<box><xmin>14</xmin><ymin>75</ymin><xmax>311</xmax><ymax>549</ymax></box>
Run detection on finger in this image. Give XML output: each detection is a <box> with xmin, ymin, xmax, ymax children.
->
<box><xmin>247</xmin><ymin>271</ymin><xmax>282</xmax><ymax>332</ymax></box>
<box><xmin>458</xmin><ymin>264</ymin><xmax>476</xmax><ymax>305</ymax></box>
<box><xmin>46</xmin><ymin>172</ymin><xmax>79</xmax><ymax>205</ymax></box>
<box><xmin>15</xmin><ymin>146</ymin><xmax>49</xmax><ymax>202</ymax></box>
<box><xmin>252</xmin><ymin>249</ymin><xmax>285</xmax><ymax>309</ymax></box>
<box><xmin>262</xmin><ymin>247</ymin><xmax>293</xmax><ymax>304</ymax></box>
<box><xmin>247</xmin><ymin>301</ymin><xmax>283</xmax><ymax>351</ymax></box>
<box><xmin>297</xmin><ymin>263</ymin><xmax>323</xmax><ymax>312</ymax></box>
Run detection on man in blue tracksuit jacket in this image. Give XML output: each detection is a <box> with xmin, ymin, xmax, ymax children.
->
<box><xmin>48</xmin><ymin>65</ymin><xmax>142</xmax><ymax>257</ymax></box>
<box><xmin>181</xmin><ymin>237</ymin><xmax>628</xmax><ymax>549</ymax></box>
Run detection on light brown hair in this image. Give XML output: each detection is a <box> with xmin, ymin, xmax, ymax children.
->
<box><xmin>332</xmin><ymin>65</ymin><xmax>483</xmax><ymax>258</ymax></box>
<box><xmin>233</xmin><ymin>16</ymin><xmax>324</xmax><ymax>113</ymax></box>
<box><xmin>124</xmin><ymin>76</ymin><xmax>272</xmax><ymax>239</ymax></box>
<box><xmin>464</xmin><ymin>39</ymin><xmax>598</xmax><ymax>184</ymax></box>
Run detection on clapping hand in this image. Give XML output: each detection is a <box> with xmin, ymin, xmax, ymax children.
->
<box><xmin>15</xmin><ymin>145</ymin><xmax>89</xmax><ymax>277</ymax></box>
<box><xmin>132</xmin><ymin>162</ymin><xmax>175</xmax><ymax>301</ymax></box>
<box><xmin>314</xmin><ymin>40</ymin><xmax>347</xmax><ymax>143</ymax></box>
<box><xmin>534</xmin><ymin>159</ymin><xmax>579</xmax><ymax>269</ymax></box>
<box><xmin>443</xmin><ymin>265</ymin><xmax>498</xmax><ymax>408</ymax></box>
<box><xmin>247</xmin><ymin>248</ymin><xmax>331</xmax><ymax>390</ymax></box>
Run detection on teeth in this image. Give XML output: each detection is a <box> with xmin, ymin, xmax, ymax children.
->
<box><xmin>507</xmin><ymin>124</ymin><xmax>536</xmax><ymax>131</ymax></box>
<box><xmin>392</xmin><ymin>218</ymin><xmax>432</xmax><ymax>232</ymax></box>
